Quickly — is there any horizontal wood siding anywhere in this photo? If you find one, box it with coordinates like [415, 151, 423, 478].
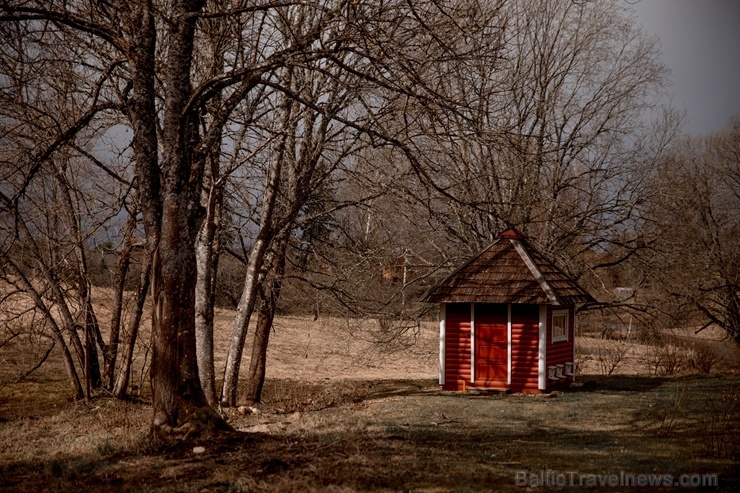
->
[444, 303, 471, 390]
[510, 304, 540, 391]
[546, 305, 575, 390]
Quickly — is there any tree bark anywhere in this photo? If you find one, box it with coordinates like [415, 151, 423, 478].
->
[150, 0, 210, 427]
[195, 181, 222, 406]
[113, 250, 151, 398]
[151, 196, 207, 425]
[220, 71, 294, 406]
[242, 235, 288, 403]
[104, 211, 135, 390]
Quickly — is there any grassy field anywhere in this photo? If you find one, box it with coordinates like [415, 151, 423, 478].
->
[1, 305, 739, 492]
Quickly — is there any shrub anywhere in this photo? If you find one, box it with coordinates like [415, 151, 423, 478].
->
[650, 383, 687, 437]
[704, 380, 740, 458]
[689, 342, 723, 374]
[657, 343, 687, 374]
[595, 339, 632, 376]
[642, 338, 693, 375]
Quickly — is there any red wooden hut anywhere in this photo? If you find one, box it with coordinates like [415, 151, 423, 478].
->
[423, 228, 594, 393]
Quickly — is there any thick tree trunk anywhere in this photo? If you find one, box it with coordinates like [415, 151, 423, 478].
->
[150, 0, 212, 428]
[151, 195, 207, 425]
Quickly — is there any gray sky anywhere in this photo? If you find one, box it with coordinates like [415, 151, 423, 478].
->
[630, 0, 740, 136]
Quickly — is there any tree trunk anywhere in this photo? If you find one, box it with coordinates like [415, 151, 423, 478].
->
[220, 71, 294, 406]
[151, 195, 207, 425]
[113, 250, 151, 398]
[82, 294, 103, 392]
[220, 236, 267, 406]
[51, 159, 104, 390]
[116, 0, 160, 400]
[150, 0, 211, 427]
[7, 259, 84, 400]
[45, 269, 87, 370]
[241, 299, 274, 404]
[194, 13, 228, 408]
[195, 182, 222, 406]
[242, 236, 288, 403]
[104, 212, 135, 390]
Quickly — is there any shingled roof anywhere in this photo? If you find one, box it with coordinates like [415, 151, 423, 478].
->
[423, 228, 595, 305]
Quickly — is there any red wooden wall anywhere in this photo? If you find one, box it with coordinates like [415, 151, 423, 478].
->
[509, 304, 540, 392]
[443, 303, 471, 390]
[442, 302, 576, 393]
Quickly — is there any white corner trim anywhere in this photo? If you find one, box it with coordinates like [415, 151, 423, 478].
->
[573, 310, 577, 383]
[538, 305, 547, 391]
[507, 303, 512, 386]
[512, 239, 559, 304]
[470, 303, 476, 383]
[439, 303, 446, 385]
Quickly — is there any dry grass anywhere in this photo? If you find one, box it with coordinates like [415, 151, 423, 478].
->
[2, 375, 738, 492]
[576, 332, 739, 377]
[1, 290, 739, 491]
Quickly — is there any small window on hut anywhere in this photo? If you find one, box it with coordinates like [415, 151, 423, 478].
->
[552, 310, 568, 343]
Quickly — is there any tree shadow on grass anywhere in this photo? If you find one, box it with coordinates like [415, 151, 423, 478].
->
[8, 419, 733, 492]
[359, 375, 668, 399]
[570, 374, 668, 392]
[3, 375, 738, 492]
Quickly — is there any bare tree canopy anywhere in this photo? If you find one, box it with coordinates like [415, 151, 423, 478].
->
[0, 0, 514, 427]
[5, 0, 735, 439]
[639, 116, 740, 343]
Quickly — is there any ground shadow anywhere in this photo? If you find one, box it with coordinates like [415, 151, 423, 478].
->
[3, 410, 736, 493]
[569, 374, 668, 392]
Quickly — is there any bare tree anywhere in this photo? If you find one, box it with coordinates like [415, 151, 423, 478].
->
[285, 0, 679, 335]
[218, 0, 496, 405]
[2, 0, 685, 431]
[641, 117, 740, 344]
[2, 0, 487, 425]
[399, 0, 677, 283]
[0, 11, 127, 397]
[241, 233, 289, 403]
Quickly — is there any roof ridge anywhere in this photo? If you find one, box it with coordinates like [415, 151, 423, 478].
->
[421, 230, 595, 305]
[511, 238, 559, 305]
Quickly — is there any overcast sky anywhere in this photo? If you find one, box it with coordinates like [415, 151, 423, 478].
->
[629, 0, 740, 136]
